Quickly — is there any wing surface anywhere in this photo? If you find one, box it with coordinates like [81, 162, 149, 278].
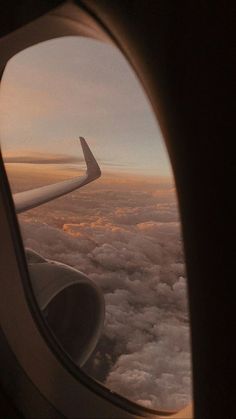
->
[13, 137, 101, 214]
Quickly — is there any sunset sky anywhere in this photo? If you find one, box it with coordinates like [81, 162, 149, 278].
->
[0, 36, 172, 177]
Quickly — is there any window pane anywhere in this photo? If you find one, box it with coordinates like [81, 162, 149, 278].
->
[0, 36, 191, 411]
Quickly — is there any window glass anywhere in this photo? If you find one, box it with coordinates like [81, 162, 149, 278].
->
[0, 37, 191, 411]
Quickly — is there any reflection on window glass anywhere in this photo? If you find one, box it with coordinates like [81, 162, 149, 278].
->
[0, 37, 191, 411]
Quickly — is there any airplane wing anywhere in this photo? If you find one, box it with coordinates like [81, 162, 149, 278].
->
[13, 137, 101, 214]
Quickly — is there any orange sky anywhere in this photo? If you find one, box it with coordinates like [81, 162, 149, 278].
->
[0, 36, 172, 177]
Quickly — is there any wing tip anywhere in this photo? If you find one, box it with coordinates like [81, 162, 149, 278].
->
[79, 136, 101, 180]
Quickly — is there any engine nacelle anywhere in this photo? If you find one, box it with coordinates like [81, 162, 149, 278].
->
[26, 248, 105, 367]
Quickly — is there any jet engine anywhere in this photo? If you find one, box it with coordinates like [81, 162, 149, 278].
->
[26, 248, 105, 367]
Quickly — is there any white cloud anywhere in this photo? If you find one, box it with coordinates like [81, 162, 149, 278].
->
[18, 180, 191, 411]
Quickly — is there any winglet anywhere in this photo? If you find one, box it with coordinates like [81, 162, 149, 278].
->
[79, 137, 101, 180]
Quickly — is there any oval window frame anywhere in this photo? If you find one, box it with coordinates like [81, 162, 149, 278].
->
[0, 3, 192, 418]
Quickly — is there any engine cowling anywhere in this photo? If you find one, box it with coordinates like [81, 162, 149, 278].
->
[26, 248, 105, 367]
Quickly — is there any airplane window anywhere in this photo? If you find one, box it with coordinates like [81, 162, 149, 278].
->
[0, 36, 191, 411]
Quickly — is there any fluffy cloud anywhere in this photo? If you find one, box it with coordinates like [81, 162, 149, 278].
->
[18, 177, 191, 411]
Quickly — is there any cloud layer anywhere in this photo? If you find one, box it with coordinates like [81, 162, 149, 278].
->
[4, 152, 82, 164]
[17, 175, 191, 411]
